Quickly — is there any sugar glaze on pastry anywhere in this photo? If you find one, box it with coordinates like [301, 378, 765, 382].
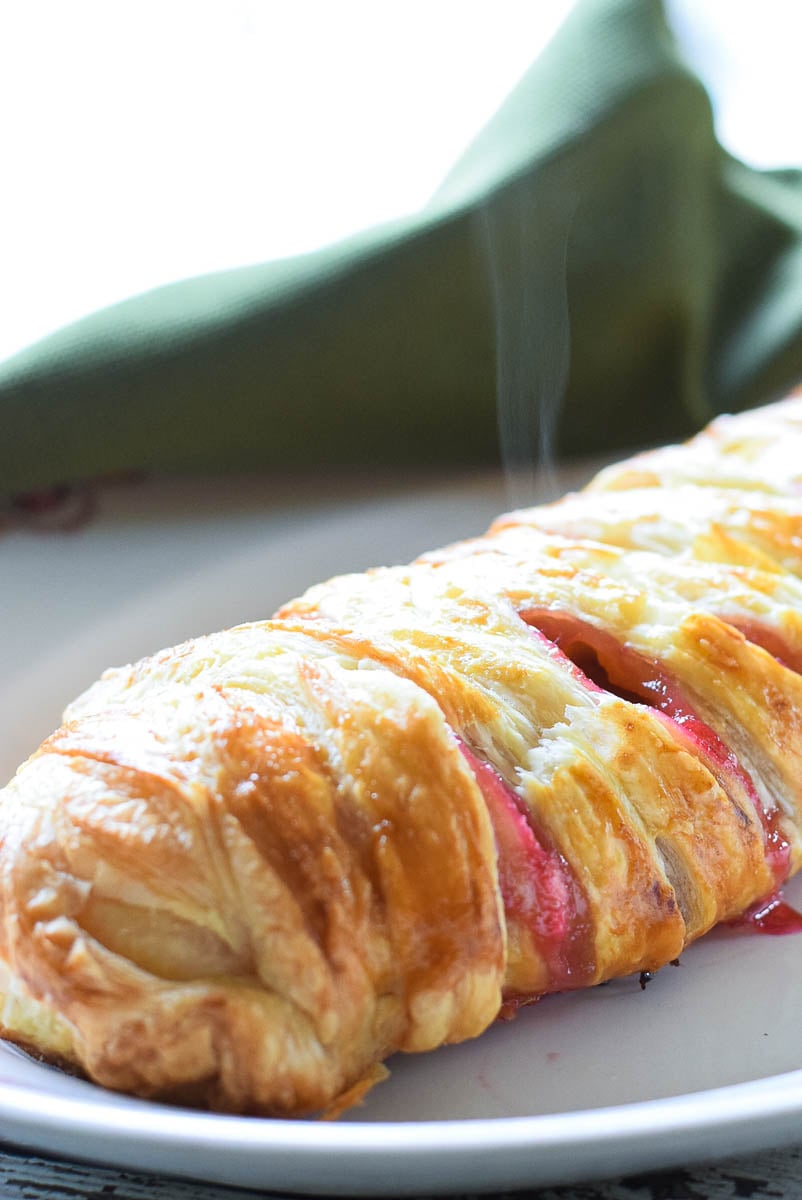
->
[3, 395, 802, 1116]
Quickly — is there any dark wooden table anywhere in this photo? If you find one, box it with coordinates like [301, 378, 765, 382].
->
[2, 1140, 802, 1199]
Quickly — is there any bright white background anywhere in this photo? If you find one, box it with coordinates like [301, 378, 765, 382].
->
[1, 0, 800, 364]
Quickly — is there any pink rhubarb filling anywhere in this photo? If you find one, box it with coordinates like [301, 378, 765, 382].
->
[459, 604, 802, 1006]
[457, 741, 593, 996]
[519, 607, 792, 888]
[722, 618, 802, 677]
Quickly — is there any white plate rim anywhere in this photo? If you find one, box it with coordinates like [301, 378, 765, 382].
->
[3, 1066, 802, 1194]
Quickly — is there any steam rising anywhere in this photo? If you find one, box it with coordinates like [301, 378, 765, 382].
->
[480, 183, 576, 509]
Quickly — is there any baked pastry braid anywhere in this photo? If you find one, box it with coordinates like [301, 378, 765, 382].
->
[494, 487, 802, 577]
[3, 395, 802, 1116]
[588, 392, 802, 495]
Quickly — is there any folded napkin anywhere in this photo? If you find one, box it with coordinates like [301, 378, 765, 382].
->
[3, 0, 802, 497]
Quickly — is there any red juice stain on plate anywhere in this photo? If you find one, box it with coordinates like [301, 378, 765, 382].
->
[475, 1068, 495, 1094]
[728, 893, 802, 936]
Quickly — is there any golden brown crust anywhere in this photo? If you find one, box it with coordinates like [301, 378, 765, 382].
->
[493, 486, 802, 577]
[0, 665, 503, 1113]
[4, 394, 802, 1114]
[587, 392, 802, 495]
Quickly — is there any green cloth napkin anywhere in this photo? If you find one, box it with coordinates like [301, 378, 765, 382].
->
[4, 0, 802, 497]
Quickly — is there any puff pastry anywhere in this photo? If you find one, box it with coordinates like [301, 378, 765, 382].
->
[3, 395, 802, 1116]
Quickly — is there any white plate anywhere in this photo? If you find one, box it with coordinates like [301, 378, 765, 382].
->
[3, 472, 802, 1195]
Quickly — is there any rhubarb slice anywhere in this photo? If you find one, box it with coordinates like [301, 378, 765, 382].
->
[520, 608, 791, 886]
[458, 741, 593, 997]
